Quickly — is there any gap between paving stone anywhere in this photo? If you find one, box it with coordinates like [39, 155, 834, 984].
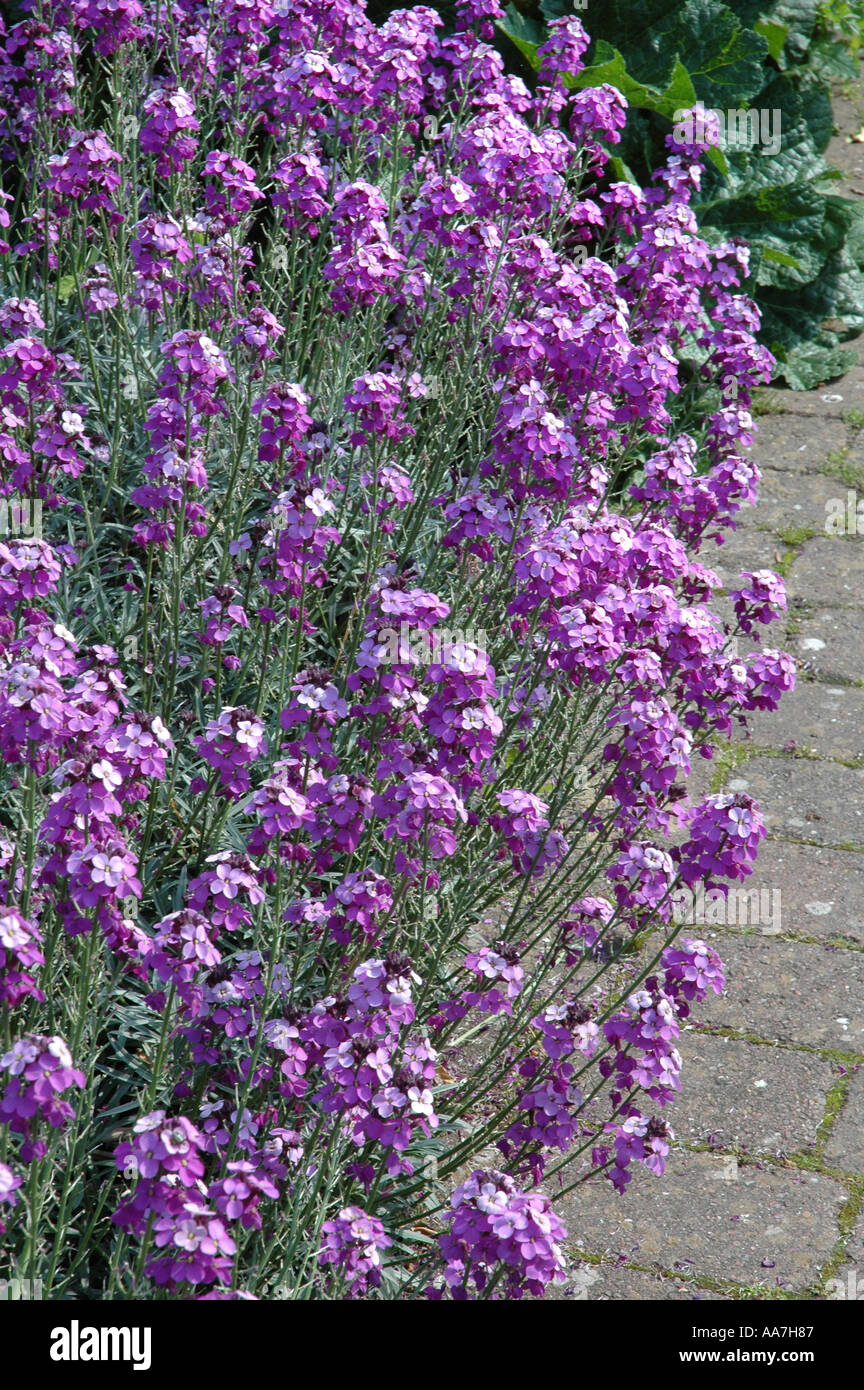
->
[693, 932, 864, 1053]
[558, 1150, 846, 1293]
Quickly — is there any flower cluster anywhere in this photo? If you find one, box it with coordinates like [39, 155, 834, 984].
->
[0, 908, 45, 1007]
[318, 1206, 392, 1295]
[0, 1035, 85, 1160]
[432, 1170, 568, 1299]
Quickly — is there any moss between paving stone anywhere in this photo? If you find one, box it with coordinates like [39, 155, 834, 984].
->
[813, 1074, 853, 1160]
[744, 744, 864, 770]
[822, 444, 864, 490]
[707, 740, 751, 792]
[691, 1021, 864, 1064]
[753, 390, 785, 416]
[564, 1182, 864, 1298]
[707, 922, 864, 951]
[765, 834, 864, 853]
[564, 1254, 828, 1301]
[777, 524, 820, 547]
[562, 1137, 864, 1299]
[811, 1179, 864, 1293]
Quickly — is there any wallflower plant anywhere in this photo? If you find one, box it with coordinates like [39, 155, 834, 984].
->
[0, 0, 793, 1300]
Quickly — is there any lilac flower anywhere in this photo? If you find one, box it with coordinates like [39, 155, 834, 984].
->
[319, 1206, 392, 1295]
[140, 85, 199, 175]
[159, 330, 234, 405]
[203, 150, 264, 223]
[606, 1113, 673, 1192]
[433, 1170, 567, 1299]
[144, 910, 222, 1015]
[461, 942, 524, 1016]
[0, 297, 45, 339]
[209, 1160, 280, 1229]
[114, 1111, 207, 1190]
[0, 1161, 23, 1234]
[187, 853, 265, 931]
[730, 569, 787, 636]
[195, 706, 266, 796]
[662, 938, 726, 1003]
[0, 538, 63, 610]
[271, 150, 330, 236]
[537, 16, 590, 77]
[0, 907, 45, 1007]
[65, 0, 145, 55]
[679, 793, 766, 884]
[0, 1034, 85, 1159]
[148, 1195, 236, 1288]
[374, 770, 468, 860]
[43, 130, 122, 218]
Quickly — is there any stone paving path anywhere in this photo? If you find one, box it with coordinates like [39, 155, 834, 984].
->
[555, 80, 864, 1303]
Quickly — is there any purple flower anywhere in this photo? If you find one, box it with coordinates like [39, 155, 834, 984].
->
[195, 706, 266, 797]
[319, 1206, 392, 1295]
[0, 907, 45, 1007]
[0, 1034, 85, 1158]
[432, 1171, 567, 1299]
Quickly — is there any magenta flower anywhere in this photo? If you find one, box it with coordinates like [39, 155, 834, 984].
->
[0, 908, 45, 1007]
[0, 1034, 85, 1158]
[432, 1171, 567, 1299]
[318, 1206, 392, 1295]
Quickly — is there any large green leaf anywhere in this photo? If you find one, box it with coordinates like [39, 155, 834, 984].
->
[807, 37, 861, 83]
[759, 69, 833, 153]
[720, 0, 768, 23]
[564, 40, 698, 115]
[846, 202, 864, 267]
[754, 19, 788, 62]
[498, 5, 543, 67]
[769, 341, 859, 388]
[644, 0, 769, 102]
[773, 0, 821, 56]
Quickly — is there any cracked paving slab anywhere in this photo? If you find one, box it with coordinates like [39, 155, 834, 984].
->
[558, 1151, 845, 1292]
[727, 840, 864, 946]
[716, 755, 864, 847]
[693, 932, 864, 1053]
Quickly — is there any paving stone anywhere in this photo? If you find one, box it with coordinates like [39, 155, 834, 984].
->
[825, 90, 864, 182]
[794, 607, 864, 683]
[671, 1032, 834, 1154]
[738, 840, 864, 946]
[748, 414, 848, 472]
[724, 754, 864, 847]
[694, 932, 864, 1052]
[770, 363, 864, 418]
[823, 1070, 864, 1173]
[560, 1150, 844, 1291]
[739, 679, 864, 760]
[786, 537, 864, 608]
[741, 468, 847, 533]
[710, 527, 787, 590]
[826, 139, 864, 183]
[844, 432, 864, 472]
[549, 1263, 729, 1301]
